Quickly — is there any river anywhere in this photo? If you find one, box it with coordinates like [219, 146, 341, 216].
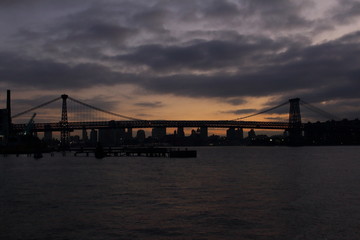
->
[1, 146, 360, 239]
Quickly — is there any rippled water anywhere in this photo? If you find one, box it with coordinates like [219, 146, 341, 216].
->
[1, 146, 360, 240]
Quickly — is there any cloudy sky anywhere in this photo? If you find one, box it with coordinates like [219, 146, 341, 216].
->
[1, 0, 360, 123]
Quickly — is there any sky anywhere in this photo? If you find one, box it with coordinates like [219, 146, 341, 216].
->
[1, 0, 360, 125]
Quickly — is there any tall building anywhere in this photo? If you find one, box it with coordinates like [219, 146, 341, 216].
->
[199, 127, 208, 140]
[90, 129, 98, 146]
[152, 127, 166, 140]
[0, 109, 9, 145]
[0, 90, 11, 145]
[177, 127, 185, 138]
[136, 130, 146, 143]
[126, 128, 133, 140]
[227, 127, 243, 141]
[114, 128, 126, 146]
[248, 129, 256, 140]
[82, 128, 88, 142]
[99, 128, 116, 146]
[43, 124, 53, 143]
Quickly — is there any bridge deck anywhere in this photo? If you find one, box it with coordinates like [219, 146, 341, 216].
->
[12, 120, 291, 132]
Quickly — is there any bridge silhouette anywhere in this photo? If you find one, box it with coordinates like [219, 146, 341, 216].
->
[6, 91, 342, 148]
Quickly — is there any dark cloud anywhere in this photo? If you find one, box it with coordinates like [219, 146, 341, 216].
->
[68, 95, 121, 112]
[224, 98, 248, 106]
[132, 8, 169, 32]
[117, 36, 287, 72]
[0, 0, 360, 120]
[12, 95, 61, 108]
[337, 30, 360, 44]
[203, 0, 241, 18]
[239, 0, 314, 30]
[265, 117, 287, 121]
[224, 109, 257, 115]
[12, 4, 139, 59]
[0, 0, 49, 6]
[59, 23, 137, 45]
[0, 52, 134, 90]
[2, 27, 360, 105]
[134, 101, 164, 108]
[166, 32, 358, 99]
[10, 0, 315, 57]
[2, 28, 360, 109]
[331, 0, 360, 24]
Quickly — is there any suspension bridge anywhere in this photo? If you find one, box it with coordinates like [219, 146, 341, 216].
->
[1, 90, 345, 147]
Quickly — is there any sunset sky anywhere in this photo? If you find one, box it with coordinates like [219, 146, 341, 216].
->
[1, 0, 360, 125]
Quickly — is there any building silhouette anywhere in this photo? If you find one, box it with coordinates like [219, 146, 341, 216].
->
[90, 129, 98, 146]
[82, 128, 88, 142]
[226, 127, 243, 140]
[0, 90, 11, 145]
[152, 127, 166, 140]
[248, 129, 256, 140]
[43, 124, 53, 143]
[136, 130, 146, 143]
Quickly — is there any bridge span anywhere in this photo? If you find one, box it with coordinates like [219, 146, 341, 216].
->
[2, 91, 325, 146]
[12, 120, 290, 132]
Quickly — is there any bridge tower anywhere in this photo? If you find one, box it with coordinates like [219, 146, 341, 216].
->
[288, 98, 303, 145]
[60, 94, 69, 149]
[7, 90, 11, 133]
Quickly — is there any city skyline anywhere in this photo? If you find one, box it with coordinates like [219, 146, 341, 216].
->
[0, 0, 359, 122]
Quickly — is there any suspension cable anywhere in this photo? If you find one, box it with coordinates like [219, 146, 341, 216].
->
[300, 100, 339, 121]
[12, 96, 62, 118]
[232, 101, 288, 121]
[68, 96, 143, 121]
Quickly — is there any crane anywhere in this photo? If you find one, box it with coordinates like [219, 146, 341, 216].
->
[24, 113, 36, 135]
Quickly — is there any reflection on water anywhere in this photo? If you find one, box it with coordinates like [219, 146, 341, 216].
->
[1, 146, 360, 239]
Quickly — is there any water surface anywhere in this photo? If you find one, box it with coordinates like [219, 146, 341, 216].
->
[1, 146, 360, 239]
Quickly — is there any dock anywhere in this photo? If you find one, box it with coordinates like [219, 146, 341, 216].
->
[72, 147, 197, 158]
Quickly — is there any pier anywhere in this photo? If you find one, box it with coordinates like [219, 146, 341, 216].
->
[73, 147, 197, 158]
